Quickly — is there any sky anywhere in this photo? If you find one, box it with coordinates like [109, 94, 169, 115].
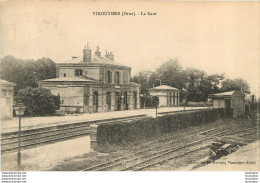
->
[0, 1, 259, 95]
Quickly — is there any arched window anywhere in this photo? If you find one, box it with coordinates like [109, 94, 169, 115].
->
[123, 72, 128, 84]
[115, 71, 120, 84]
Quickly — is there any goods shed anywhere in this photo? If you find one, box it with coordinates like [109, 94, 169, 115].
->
[208, 91, 245, 117]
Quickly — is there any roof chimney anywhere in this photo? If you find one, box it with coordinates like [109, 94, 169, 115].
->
[95, 46, 101, 57]
[105, 51, 114, 61]
[83, 43, 91, 63]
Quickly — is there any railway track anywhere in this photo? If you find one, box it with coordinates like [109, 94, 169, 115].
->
[82, 127, 258, 171]
[1, 108, 215, 155]
[83, 128, 222, 171]
[1, 115, 147, 154]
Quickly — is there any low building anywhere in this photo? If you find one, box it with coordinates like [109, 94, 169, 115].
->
[1, 80, 16, 120]
[208, 90, 245, 117]
[149, 85, 180, 107]
[39, 45, 141, 113]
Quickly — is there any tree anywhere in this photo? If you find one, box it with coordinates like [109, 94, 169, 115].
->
[207, 73, 225, 93]
[156, 58, 188, 90]
[132, 70, 157, 107]
[185, 68, 203, 101]
[132, 70, 154, 95]
[16, 87, 60, 116]
[132, 58, 250, 103]
[221, 78, 250, 93]
[1, 56, 56, 94]
[34, 58, 56, 80]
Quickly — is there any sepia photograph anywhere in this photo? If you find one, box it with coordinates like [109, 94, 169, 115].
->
[0, 0, 259, 181]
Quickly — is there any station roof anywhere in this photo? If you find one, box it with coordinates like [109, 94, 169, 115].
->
[40, 76, 98, 82]
[149, 85, 179, 91]
[211, 91, 236, 96]
[0, 79, 16, 86]
[57, 55, 130, 68]
[208, 90, 244, 99]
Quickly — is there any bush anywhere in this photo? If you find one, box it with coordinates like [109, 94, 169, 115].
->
[97, 108, 224, 146]
[180, 101, 212, 107]
[16, 87, 60, 116]
[140, 96, 157, 108]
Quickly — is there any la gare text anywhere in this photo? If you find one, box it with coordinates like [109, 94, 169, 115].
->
[92, 12, 157, 16]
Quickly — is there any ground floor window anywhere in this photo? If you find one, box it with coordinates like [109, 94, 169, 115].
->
[124, 92, 128, 110]
[93, 91, 98, 112]
[133, 92, 137, 109]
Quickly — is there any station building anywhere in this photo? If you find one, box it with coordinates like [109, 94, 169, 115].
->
[149, 85, 180, 107]
[1, 80, 15, 119]
[208, 90, 245, 117]
[39, 45, 141, 113]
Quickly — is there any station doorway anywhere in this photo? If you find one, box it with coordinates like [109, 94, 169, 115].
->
[116, 92, 121, 111]
[93, 91, 98, 113]
[124, 92, 128, 110]
[107, 92, 111, 111]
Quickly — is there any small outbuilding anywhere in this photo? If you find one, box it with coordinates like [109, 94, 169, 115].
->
[149, 85, 180, 107]
[208, 90, 245, 117]
[1, 79, 16, 120]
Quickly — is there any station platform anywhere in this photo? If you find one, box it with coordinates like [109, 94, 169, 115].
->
[1, 107, 207, 134]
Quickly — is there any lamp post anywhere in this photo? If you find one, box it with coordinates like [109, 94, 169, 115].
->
[14, 100, 26, 169]
[152, 96, 159, 118]
[182, 89, 187, 113]
[183, 97, 187, 113]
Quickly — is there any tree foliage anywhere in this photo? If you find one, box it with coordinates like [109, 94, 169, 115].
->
[221, 78, 250, 94]
[1, 56, 56, 94]
[132, 58, 249, 102]
[16, 87, 60, 116]
[132, 70, 153, 95]
[156, 58, 188, 90]
[185, 68, 225, 101]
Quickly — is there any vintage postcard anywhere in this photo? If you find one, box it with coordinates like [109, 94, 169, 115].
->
[0, 0, 259, 182]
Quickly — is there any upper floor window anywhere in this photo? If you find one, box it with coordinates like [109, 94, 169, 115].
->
[115, 71, 120, 84]
[107, 70, 112, 84]
[75, 69, 83, 76]
[64, 73, 66, 77]
[123, 72, 128, 84]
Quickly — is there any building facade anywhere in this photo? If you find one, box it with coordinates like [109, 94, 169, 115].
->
[208, 90, 245, 117]
[149, 85, 180, 107]
[39, 45, 141, 113]
[1, 80, 15, 120]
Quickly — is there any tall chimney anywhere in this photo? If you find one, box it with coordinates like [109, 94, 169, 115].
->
[110, 52, 114, 61]
[105, 51, 114, 61]
[95, 46, 101, 57]
[83, 43, 91, 63]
